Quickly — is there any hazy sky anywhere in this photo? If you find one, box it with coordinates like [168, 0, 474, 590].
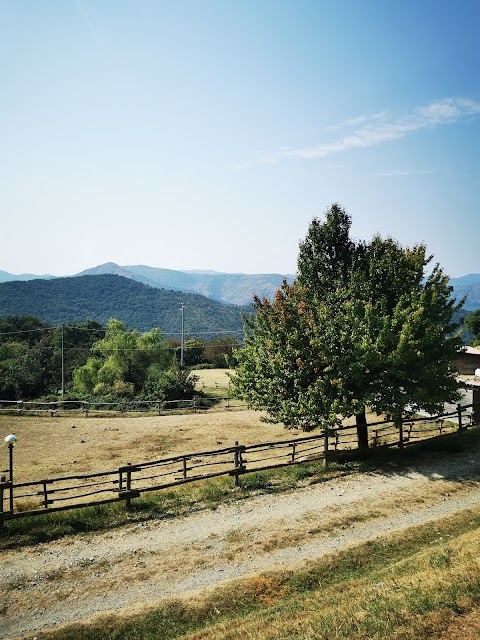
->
[1, 0, 479, 277]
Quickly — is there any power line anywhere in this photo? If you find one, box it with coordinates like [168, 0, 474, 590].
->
[0, 326, 246, 339]
[0, 327, 55, 337]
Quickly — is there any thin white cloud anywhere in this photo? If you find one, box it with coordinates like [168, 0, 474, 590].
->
[258, 98, 480, 165]
[375, 168, 436, 177]
[335, 111, 389, 129]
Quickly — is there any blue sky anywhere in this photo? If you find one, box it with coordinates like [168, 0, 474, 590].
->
[1, 0, 479, 277]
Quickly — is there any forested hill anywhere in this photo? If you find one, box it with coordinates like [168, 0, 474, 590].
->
[0, 275, 250, 336]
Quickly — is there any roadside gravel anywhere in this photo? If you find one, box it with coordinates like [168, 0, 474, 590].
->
[2, 446, 480, 639]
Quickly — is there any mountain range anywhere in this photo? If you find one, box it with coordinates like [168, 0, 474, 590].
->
[0, 263, 295, 307]
[0, 275, 250, 336]
[0, 265, 478, 337]
[1, 262, 478, 309]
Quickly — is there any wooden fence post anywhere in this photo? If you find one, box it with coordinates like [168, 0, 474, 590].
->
[182, 457, 188, 480]
[457, 404, 463, 432]
[42, 481, 49, 509]
[0, 475, 5, 529]
[323, 430, 329, 469]
[118, 466, 123, 494]
[291, 442, 296, 463]
[233, 441, 241, 487]
[126, 463, 132, 510]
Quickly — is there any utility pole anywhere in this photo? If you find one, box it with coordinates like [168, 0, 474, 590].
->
[61, 324, 65, 398]
[180, 304, 185, 369]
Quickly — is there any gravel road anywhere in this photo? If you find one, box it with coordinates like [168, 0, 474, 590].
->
[2, 446, 480, 639]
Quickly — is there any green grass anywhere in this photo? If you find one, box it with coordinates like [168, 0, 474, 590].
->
[24, 508, 480, 640]
[2, 425, 480, 551]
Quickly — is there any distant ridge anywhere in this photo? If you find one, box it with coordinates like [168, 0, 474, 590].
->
[0, 263, 296, 306]
[0, 275, 250, 335]
[0, 269, 56, 282]
[0, 264, 478, 309]
[449, 274, 480, 311]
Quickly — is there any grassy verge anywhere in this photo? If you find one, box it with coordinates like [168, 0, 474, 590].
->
[25, 507, 480, 640]
[2, 425, 480, 551]
[0, 460, 330, 550]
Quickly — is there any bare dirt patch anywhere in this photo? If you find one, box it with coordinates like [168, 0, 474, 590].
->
[437, 607, 480, 639]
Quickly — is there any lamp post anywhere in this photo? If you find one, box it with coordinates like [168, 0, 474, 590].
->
[5, 434, 16, 483]
[4, 434, 16, 513]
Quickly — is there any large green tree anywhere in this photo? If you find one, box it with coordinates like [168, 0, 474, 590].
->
[232, 205, 463, 443]
[73, 319, 173, 396]
[232, 280, 369, 431]
[72, 318, 197, 401]
[350, 239, 463, 430]
[297, 204, 371, 443]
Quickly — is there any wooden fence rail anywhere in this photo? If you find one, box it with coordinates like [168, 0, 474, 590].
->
[0, 402, 477, 526]
[0, 397, 248, 417]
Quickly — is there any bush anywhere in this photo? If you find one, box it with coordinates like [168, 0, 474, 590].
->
[141, 367, 198, 401]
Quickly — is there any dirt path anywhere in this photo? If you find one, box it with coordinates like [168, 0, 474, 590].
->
[2, 447, 480, 639]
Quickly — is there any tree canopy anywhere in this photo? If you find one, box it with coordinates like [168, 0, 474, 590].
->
[73, 319, 175, 397]
[0, 317, 104, 400]
[0, 316, 209, 401]
[232, 204, 463, 440]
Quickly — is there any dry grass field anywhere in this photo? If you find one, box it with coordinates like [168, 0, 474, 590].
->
[192, 368, 234, 396]
[0, 409, 302, 483]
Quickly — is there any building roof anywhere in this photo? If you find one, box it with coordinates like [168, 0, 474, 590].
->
[459, 345, 480, 356]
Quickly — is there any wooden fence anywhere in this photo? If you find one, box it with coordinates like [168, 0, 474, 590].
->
[0, 402, 477, 526]
[0, 397, 247, 417]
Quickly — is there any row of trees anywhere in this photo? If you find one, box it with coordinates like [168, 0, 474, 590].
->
[0, 317, 105, 400]
[231, 204, 463, 447]
[0, 316, 239, 400]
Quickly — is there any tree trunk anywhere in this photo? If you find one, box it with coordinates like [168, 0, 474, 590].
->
[356, 407, 369, 449]
[393, 414, 403, 448]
